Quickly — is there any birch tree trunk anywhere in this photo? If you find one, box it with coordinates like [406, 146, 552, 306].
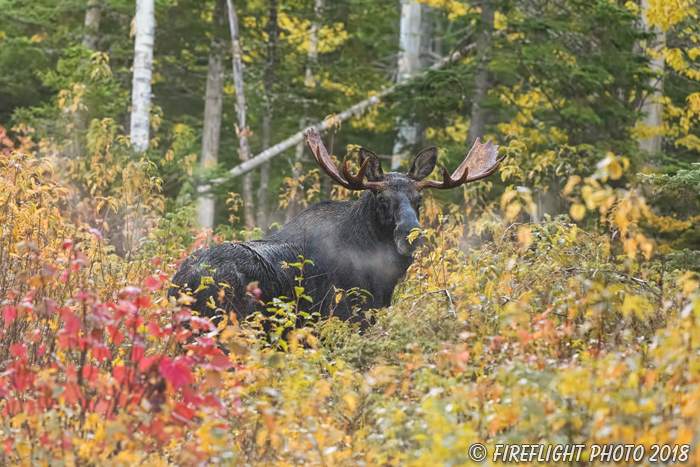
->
[638, 0, 665, 154]
[392, 0, 423, 169]
[286, 0, 323, 222]
[466, 3, 494, 146]
[130, 0, 155, 152]
[257, 0, 278, 228]
[198, 0, 226, 229]
[226, 0, 255, 229]
[82, 0, 101, 50]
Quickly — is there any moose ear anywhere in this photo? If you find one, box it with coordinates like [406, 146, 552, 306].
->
[358, 148, 384, 182]
[407, 147, 438, 181]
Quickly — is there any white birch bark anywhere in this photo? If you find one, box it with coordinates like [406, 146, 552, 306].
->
[392, 0, 423, 169]
[130, 0, 155, 152]
[638, 0, 665, 154]
[82, 0, 101, 50]
[226, 0, 255, 228]
[197, 0, 226, 229]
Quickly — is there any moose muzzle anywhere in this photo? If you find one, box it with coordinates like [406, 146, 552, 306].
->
[394, 199, 422, 256]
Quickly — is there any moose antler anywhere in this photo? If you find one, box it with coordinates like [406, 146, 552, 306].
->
[306, 128, 385, 191]
[416, 138, 504, 190]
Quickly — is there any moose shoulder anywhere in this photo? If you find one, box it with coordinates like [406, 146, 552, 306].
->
[168, 128, 502, 323]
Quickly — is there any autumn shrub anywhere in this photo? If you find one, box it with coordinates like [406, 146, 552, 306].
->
[1, 147, 700, 466]
[0, 152, 236, 464]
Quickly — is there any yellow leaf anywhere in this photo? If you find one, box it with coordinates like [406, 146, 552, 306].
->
[344, 393, 357, 412]
[562, 175, 581, 195]
[517, 225, 532, 252]
[570, 203, 586, 221]
[494, 11, 508, 30]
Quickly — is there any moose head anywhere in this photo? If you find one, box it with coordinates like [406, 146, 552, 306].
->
[307, 128, 503, 257]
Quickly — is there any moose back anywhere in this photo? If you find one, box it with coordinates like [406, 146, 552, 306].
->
[168, 128, 502, 323]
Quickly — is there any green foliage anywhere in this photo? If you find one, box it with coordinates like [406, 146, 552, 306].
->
[642, 162, 700, 196]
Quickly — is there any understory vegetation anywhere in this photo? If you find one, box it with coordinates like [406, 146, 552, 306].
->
[1, 147, 698, 465]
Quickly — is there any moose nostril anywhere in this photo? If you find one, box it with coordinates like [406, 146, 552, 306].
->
[395, 223, 423, 251]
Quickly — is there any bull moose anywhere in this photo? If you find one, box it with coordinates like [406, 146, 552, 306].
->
[168, 128, 502, 324]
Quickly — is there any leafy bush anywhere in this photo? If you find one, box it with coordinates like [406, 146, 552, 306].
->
[1, 150, 699, 465]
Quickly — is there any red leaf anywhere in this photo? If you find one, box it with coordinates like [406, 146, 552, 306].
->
[182, 385, 203, 406]
[3, 306, 16, 328]
[138, 355, 159, 372]
[60, 310, 83, 334]
[4, 437, 11, 455]
[107, 326, 123, 345]
[66, 365, 77, 383]
[60, 269, 70, 282]
[95, 399, 109, 415]
[159, 356, 192, 389]
[204, 354, 232, 372]
[6, 398, 20, 415]
[58, 331, 78, 349]
[74, 291, 90, 301]
[39, 432, 49, 448]
[113, 365, 134, 385]
[175, 328, 192, 343]
[62, 383, 82, 405]
[135, 296, 151, 309]
[62, 435, 72, 450]
[190, 316, 216, 332]
[119, 286, 143, 299]
[173, 401, 195, 421]
[82, 365, 99, 384]
[144, 275, 163, 292]
[93, 345, 111, 362]
[8, 360, 34, 391]
[131, 345, 145, 362]
[148, 321, 165, 339]
[10, 344, 26, 361]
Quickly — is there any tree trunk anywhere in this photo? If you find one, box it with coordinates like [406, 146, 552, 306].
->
[82, 0, 101, 50]
[194, 44, 475, 186]
[638, 0, 665, 154]
[287, 0, 323, 222]
[226, 0, 255, 229]
[198, 0, 226, 229]
[466, 3, 494, 146]
[392, 0, 423, 169]
[258, 0, 278, 229]
[130, 0, 155, 152]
